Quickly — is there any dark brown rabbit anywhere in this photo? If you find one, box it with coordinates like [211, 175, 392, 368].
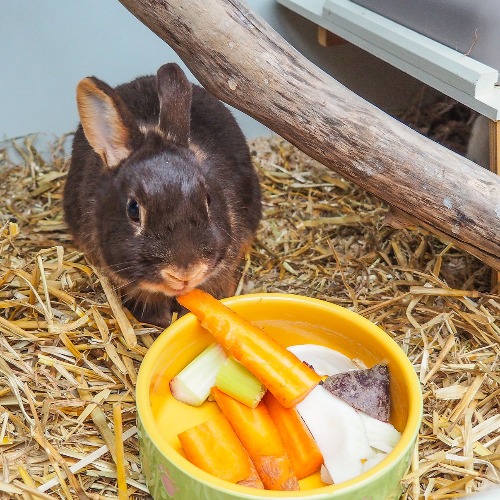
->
[63, 63, 261, 326]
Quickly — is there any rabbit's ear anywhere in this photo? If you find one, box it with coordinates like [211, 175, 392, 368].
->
[76, 77, 140, 168]
[157, 63, 192, 147]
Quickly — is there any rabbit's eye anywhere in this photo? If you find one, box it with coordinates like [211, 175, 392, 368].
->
[206, 193, 211, 208]
[127, 199, 140, 223]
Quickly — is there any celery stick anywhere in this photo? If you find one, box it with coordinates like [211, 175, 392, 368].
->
[170, 343, 227, 406]
[215, 357, 266, 409]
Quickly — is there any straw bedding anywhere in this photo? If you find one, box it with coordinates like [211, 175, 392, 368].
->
[0, 91, 499, 499]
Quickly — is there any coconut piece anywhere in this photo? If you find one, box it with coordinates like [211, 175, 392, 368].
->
[321, 364, 390, 422]
[359, 412, 401, 452]
[296, 385, 374, 484]
[287, 344, 359, 376]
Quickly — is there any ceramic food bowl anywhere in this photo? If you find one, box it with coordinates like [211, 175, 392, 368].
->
[136, 293, 422, 500]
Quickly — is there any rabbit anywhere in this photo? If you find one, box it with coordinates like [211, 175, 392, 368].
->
[63, 63, 262, 327]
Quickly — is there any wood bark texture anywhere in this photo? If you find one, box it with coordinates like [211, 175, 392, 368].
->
[118, 0, 500, 271]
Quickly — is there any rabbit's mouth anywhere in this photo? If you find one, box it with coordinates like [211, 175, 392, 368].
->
[139, 263, 210, 296]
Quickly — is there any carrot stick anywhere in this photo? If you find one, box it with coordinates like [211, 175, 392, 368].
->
[177, 289, 321, 407]
[178, 412, 264, 489]
[211, 387, 299, 491]
[264, 392, 323, 479]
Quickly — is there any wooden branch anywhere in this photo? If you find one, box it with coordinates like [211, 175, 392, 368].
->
[118, 0, 500, 271]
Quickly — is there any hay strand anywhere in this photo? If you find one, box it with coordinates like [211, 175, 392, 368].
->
[113, 403, 129, 500]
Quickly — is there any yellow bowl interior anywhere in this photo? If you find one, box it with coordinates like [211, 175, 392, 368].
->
[137, 293, 422, 497]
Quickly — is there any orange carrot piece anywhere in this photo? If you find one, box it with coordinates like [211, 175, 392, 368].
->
[177, 289, 321, 407]
[178, 412, 264, 489]
[211, 387, 299, 491]
[264, 391, 323, 479]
